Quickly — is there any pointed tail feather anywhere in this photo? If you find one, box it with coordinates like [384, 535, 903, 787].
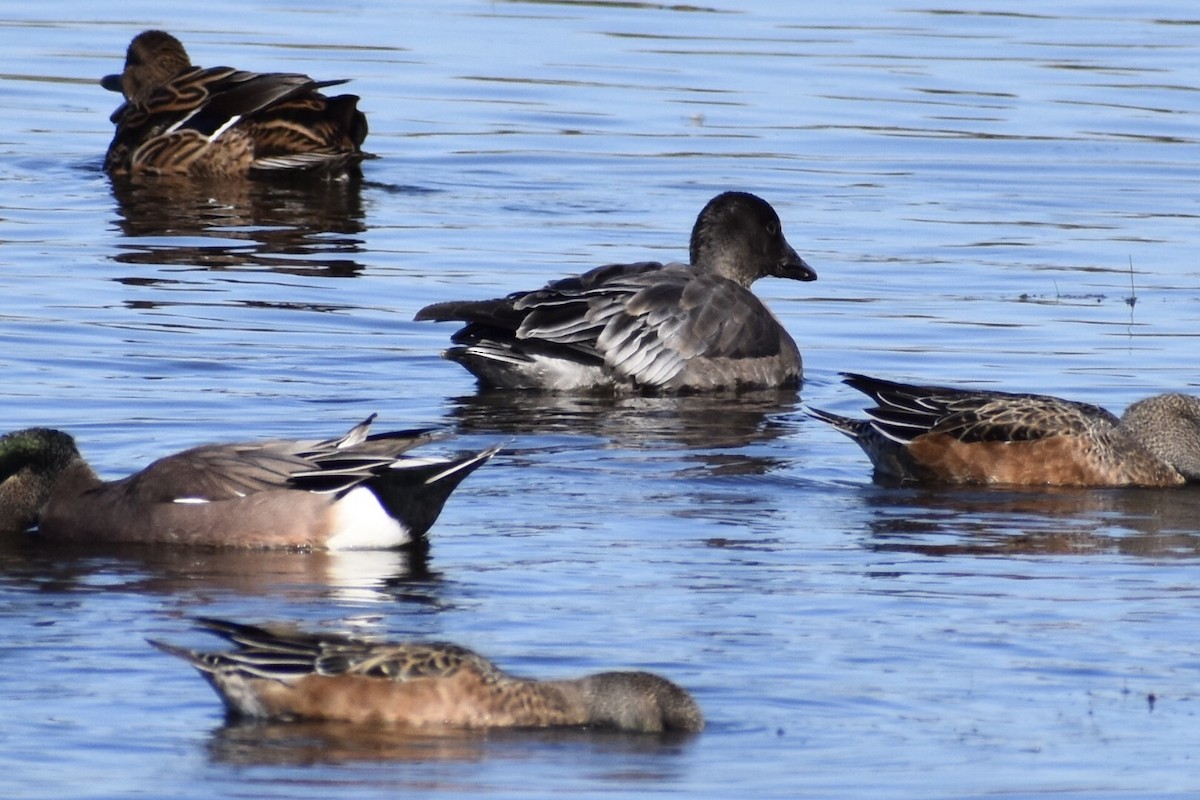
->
[803, 405, 871, 440]
[370, 445, 501, 538]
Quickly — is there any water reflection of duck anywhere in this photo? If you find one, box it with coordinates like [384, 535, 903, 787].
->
[447, 388, 799, 451]
[102, 30, 369, 178]
[108, 172, 367, 276]
[208, 717, 694, 766]
[152, 617, 704, 732]
[416, 192, 817, 393]
[860, 484, 1200, 559]
[0, 539, 433, 603]
[445, 389, 801, 490]
[808, 372, 1200, 487]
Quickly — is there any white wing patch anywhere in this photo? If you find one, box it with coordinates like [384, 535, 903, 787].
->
[208, 115, 243, 142]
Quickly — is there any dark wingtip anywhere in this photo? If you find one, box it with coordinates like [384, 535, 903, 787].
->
[839, 372, 916, 401]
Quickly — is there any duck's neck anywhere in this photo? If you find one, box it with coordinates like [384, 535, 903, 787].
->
[54, 459, 103, 495]
[32, 459, 102, 531]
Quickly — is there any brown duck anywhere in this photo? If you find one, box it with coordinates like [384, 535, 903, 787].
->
[808, 372, 1200, 487]
[102, 30, 369, 177]
[151, 618, 705, 733]
[0, 416, 496, 548]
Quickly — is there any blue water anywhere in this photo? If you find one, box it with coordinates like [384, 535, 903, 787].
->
[2, 2, 1200, 797]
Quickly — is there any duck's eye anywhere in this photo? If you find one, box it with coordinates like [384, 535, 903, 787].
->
[765, 222, 778, 236]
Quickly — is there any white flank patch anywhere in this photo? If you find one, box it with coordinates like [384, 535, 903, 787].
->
[172, 497, 211, 505]
[515, 354, 610, 391]
[324, 486, 410, 550]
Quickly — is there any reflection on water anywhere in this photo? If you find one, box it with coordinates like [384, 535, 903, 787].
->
[0, 538, 435, 603]
[107, 174, 369, 277]
[862, 484, 1200, 558]
[449, 389, 799, 449]
[208, 718, 700, 767]
[6, 1, 1200, 798]
[448, 389, 800, 479]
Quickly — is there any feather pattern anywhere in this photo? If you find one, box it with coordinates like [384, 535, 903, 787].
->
[416, 192, 817, 393]
[0, 417, 498, 547]
[807, 372, 1200, 487]
[102, 30, 369, 177]
[149, 618, 706, 732]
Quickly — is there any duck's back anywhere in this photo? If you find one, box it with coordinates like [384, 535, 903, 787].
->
[418, 260, 800, 392]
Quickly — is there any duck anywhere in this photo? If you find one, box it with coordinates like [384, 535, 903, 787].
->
[806, 372, 1200, 487]
[101, 30, 369, 178]
[0, 415, 497, 548]
[414, 191, 817, 393]
[150, 617, 705, 733]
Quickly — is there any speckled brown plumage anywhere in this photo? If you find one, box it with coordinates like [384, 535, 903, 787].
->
[151, 618, 705, 733]
[102, 30, 369, 178]
[807, 372, 1200, 487]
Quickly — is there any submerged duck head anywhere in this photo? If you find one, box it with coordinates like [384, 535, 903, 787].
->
[0, 427, 82, 533]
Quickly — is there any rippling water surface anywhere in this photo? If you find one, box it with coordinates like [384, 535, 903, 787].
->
[3, 2, 1200, 798]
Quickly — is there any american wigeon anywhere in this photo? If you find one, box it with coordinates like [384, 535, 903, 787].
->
[415, 191, 817, 393]
[151, 617, 705, 733]
[102, 30, 369, 177]
[0, 416, 497, 548]
[807, 372, 1200, 487]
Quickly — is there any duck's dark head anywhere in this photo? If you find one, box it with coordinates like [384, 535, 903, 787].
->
[689, 191, 816, 287]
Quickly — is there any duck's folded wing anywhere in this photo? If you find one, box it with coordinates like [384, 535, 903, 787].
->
[584, 273, 790, 388]
[842, 373, 1120, 445]
[413, 262, 666, 331]
[115, 67, 340, 133]
[114, 441, 321, 504]
[168, 618, 501, 684]
[314, 641, 500, 682]
[930, 395, 1117, 444]
[110, 416, 439, 504]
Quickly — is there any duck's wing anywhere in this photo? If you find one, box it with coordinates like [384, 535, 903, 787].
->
[150, 617, 501, 684]
[840, 372, 1119, 445]
[564, 270, 791, 387]
[108, 67, 364, 175]
[108, 418, 437, 503]
[523, 264, 792, 387]
[417, 261, 793, 389]
[112, 66, 340, 133]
